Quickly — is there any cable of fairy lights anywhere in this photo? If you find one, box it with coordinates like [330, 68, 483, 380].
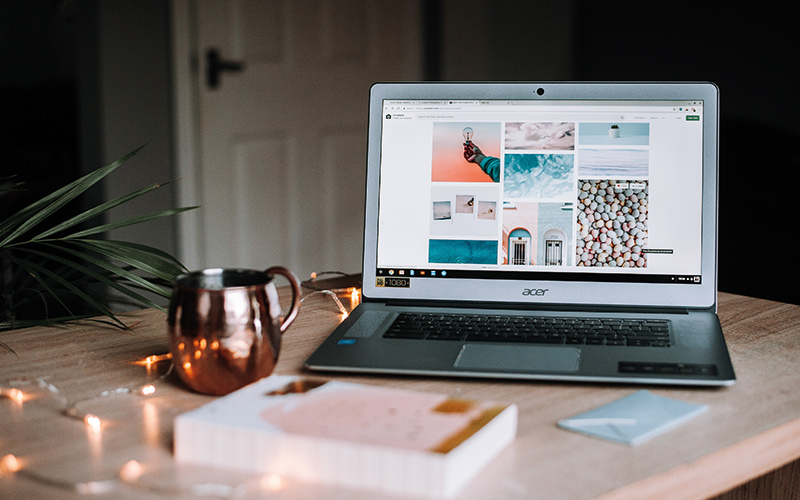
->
[1, 376, 164, 494]
[1, 449, 284, 496]
[299, 271, 362, 320]
[0, 365, 287, 497]
[0, 272, 360, 496]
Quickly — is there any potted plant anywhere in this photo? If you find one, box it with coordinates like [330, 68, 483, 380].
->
[0, 146, 196, 335]
[609, 124, 620, 138]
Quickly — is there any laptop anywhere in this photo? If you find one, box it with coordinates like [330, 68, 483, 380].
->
[305, 82, 736, 387]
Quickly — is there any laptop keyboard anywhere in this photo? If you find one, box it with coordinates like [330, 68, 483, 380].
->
[383, 312, 670, 347]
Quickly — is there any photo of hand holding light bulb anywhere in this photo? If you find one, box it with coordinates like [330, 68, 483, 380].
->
[430, 122, 502, 183]
[462, 126, 500, 182]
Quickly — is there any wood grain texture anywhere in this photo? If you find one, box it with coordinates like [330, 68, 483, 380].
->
[1, 290, 798, 499]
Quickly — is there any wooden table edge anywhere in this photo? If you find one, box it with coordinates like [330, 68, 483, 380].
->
[596, 417, 800, 500]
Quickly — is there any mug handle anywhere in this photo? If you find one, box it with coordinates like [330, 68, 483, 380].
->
[265, 266, 302, 333]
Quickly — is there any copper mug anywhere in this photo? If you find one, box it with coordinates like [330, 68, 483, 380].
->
[167, 267, 301, 395]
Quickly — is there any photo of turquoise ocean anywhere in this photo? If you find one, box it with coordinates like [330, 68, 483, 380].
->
[429, 239, 498, 265]
[504, 154, 574, 199]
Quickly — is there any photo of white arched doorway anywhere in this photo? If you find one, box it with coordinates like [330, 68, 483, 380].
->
[502, 201, 573, 267]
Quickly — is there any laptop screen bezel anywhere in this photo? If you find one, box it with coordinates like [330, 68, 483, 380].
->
[360, 82, 719, 311]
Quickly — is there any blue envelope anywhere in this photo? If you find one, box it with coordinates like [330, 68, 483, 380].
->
[557, 390, 708, 446]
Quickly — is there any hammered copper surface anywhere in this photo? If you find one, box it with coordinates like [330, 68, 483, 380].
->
[167, 267, 300, 395]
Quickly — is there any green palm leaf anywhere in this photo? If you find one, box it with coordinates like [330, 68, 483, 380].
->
[4, 252, 75, 319]
[1, 145, 197, 333]
[38, 243, 171, 302]
[68, 239, 186, 282]
[6, 250, 126, 328]
[29, 179, 176, 241]
[0, 146, 144, 246]
[60, 207, 197, 240]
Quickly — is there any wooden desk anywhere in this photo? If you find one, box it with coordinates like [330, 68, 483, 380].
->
[1, 290, 799, 499]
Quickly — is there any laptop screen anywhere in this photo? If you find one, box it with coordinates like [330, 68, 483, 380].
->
[363, 83, 718, 309]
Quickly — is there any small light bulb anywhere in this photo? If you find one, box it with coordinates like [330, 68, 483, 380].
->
[84, 414, 102, 429]
[119, 460, 143, 482]
[141, 385, 156, 396]
[6, 388, 24, 404]
[0, 454, 20, 474]
[136, 353, 171, 366]
[462, 126, 474, 142]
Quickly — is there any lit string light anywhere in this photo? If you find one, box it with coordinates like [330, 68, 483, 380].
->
[0, 454, 21, 474]
[0, 273, 356, 496]
[0, 452, 117, 494]
[2, 375, 285, 497]
[0, 377, 143, 494]
[2, 378, 161, 427]
[300, 289, 350, 320]
[0, 387, 24, 404]
[299, 271, 362, 321]
[0, 368, 170, 494]
[1, 455, 286, 497]
[132, 353, 173, 375]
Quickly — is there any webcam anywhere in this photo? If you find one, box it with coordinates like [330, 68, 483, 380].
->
[536, 87, 545, 96]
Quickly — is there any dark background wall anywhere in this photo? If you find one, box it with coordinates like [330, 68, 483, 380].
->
[573, 4, 799, 305]
[433, 1, 799, 305]
[1, 0, 175, 265]
[2, 1, 796, 305]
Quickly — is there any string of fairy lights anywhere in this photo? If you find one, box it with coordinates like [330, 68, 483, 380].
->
[0, 274, 361, 497]
[1, 374, 168, 494]
[302, 272, 362, 320]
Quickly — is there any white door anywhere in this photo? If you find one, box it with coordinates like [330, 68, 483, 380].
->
[174, 0, 422, 279]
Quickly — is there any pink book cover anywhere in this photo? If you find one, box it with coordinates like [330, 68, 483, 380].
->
[174, 375, 517, 497]
[258, 377, 509, 453]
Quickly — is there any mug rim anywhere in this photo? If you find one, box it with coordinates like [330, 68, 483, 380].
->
[174, 268, 274, 291]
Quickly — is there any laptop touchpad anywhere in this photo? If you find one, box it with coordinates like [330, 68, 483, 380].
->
[455, 344, 580, 373]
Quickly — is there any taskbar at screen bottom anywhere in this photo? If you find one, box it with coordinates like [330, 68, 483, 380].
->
[375, 268, 701, 285]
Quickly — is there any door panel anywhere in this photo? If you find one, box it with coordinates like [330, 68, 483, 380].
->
[192, 0, 421, 279]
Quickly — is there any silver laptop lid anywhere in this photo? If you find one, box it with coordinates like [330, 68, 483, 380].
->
[362, 82, 719, 310]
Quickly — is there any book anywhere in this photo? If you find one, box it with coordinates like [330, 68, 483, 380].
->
[174, 374, 517, 498]
[557, 390, 708, 446]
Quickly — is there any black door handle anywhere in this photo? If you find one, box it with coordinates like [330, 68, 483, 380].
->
[206, 48, 245, 89]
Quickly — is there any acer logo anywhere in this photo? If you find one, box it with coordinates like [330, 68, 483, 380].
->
[522, 288, 549, 296]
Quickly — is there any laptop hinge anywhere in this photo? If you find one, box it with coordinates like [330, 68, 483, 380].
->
[378, 298, 692, 316]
